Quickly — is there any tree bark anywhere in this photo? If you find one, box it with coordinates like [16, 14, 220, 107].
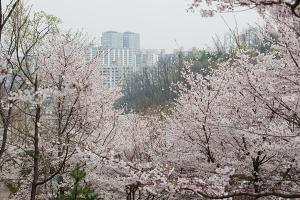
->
[30, 76, 41, 200]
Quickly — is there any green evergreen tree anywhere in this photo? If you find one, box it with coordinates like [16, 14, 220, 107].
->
[59, 165, 98, 200]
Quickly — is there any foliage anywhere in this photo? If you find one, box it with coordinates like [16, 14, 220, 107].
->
[59, 165, 98, 200]
[1, 0, 300, 199]
[0, 2, 118, 200]
[116, 50, 211, 113]
[117, 26, 278, 114]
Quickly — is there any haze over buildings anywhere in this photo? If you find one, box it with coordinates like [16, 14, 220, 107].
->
[123, 32, 140, 50]
[93, 31, 170, 87]
[28, 0, 262, 52]
[99, 31, 141, 87]
[101, 31, 124, 49]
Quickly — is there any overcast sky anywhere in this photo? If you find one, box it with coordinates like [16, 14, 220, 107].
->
[26, 0, 262, 52]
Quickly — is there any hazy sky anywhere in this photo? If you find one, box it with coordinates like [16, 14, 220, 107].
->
[27, 0, 262, 52]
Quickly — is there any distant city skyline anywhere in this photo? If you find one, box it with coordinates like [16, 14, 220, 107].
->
[101, 31, 124, 49]
[27, 0, 263, 52]
[101, 31, 140, 50]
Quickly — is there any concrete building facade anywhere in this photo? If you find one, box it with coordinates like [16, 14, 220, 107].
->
[100, 48, 137, 87]
[99, 31, 141, 87]
[101, 31, 123, 49]
[123, 32, 140, 50]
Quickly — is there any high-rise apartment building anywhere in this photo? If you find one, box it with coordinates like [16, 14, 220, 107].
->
[101, 31, 123, 49]
[100, 31, 140, 87]
[100, 48, 137, 87]
[123, 32, 140, 50]
[140, 49, 165, 67]
[85, 43, 100, 61]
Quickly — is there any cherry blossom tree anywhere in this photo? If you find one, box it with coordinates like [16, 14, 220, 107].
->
[0, 3, 119, 199]
[115, 30, 300, 199]
[2, 1, 300, 200]
[0, 0, 21, 162]
[114, 2, 300, 199]
[189, 0, 300, 18]
[14, 35, 119, 200]
[0, 0, 20, 40]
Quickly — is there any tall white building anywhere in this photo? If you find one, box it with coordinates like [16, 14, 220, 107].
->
[85, 44, 100, 61]
[99, 31, 141, 87]
[101, 31, 123, 49]
[100, 48, 137, 87]
[140, 49, 165, 67]
[123, 32, 140, 50]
